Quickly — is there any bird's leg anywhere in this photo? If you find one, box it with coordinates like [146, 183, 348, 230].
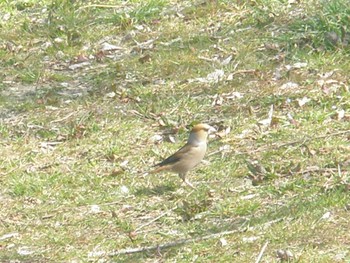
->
[179, 173, 195, 189]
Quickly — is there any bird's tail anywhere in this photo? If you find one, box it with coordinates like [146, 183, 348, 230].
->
[149, 164, 170, 174]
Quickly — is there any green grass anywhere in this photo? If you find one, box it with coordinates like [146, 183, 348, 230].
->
[1, 0, 350, 262]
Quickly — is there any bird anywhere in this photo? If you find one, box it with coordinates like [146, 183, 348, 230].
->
[151, 123, 215, 188]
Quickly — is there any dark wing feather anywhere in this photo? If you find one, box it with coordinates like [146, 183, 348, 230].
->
[154, 144, 190, 167]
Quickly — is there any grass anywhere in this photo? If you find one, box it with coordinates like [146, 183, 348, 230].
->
[0, 0, 350, 262]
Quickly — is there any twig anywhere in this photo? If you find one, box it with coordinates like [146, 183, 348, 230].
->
[50, 112, 75, 124]
[230, 69, 257, 76]
[198, 56, 216, 62]
[255, 241, 269, 263]
[108, 229, 243, 256]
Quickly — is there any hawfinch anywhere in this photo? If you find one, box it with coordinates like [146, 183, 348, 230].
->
[151, 123, 215, 188]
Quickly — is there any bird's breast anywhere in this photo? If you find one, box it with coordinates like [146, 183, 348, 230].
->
[170, 143, 207, 174]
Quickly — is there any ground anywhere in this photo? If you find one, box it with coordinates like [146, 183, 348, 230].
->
[0, 0, 349, 262]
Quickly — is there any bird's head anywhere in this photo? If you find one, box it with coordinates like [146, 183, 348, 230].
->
[188, 123, 216, 144]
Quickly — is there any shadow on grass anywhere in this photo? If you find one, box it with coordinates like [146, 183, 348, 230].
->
[134, 184, 178, 196]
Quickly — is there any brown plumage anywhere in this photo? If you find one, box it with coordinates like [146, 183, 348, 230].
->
[151, 123, 215, 188]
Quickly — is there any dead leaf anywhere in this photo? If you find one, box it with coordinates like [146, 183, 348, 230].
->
[240, 194, 256, 200]
[128, 231, 137, 241]
[158, 119, 166, 127]
[246, 159, 267, 186]
[0, 233, 19, 241]
[121, 205, 133, 212]
[139, 54, 152, 63]
[243, 236, 259, 243]
[297, 97, 311, 107]
[100, 42, 123, 51]
[219, 237, 228, 247]
[221, 55, 232, 65]
[225, 92, 243, 99]
[335, 109, 345, 121]
[150, 134, 163, 144]
[188, 69, 225, 83]
[159, 37, 182, 46]
[90, 205, 101, 213]
[319, 70, 336, 79]
[207, 189, 215, 198]
[68, 61, 91, 70]
[216, 126, 231, 138]
[264, 42, 280, 51]
[17, 247, 34, 256]
[212, 92, 243, 106]
[110, 169, 124, 176]
[54, 37, 64, 44]
[321, 211, 331, 220]
[219, 145, 231, 152]
[167, 135, 176, 143]
[288, 0, 299, 4]
[105, 92, 116, 98]
[135, 38, 156, 50]
[292, 62, 307, 68]
[258, 105, 274, 127]
[95, 50, 106, 61]
[74, 54, 89, 63]
[3, 13, 11, 21]
[206, 69, 225, 82]
[287, 113, 300, 127]
[279, 82, 298, 90]
[212, 94, 224, 106]
[119, 185, 129, 195]
[120, 160, 129, 168]
[276, 249, 294, 261]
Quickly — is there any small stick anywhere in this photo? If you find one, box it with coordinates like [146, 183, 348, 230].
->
[50, 112, 75, 123]
[230, 69, 257, 76]
[255, 241, 269, 263]
[108, 229, 242, 257]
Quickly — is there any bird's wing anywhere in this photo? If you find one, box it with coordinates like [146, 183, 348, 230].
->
[154, 143, 193, 167]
